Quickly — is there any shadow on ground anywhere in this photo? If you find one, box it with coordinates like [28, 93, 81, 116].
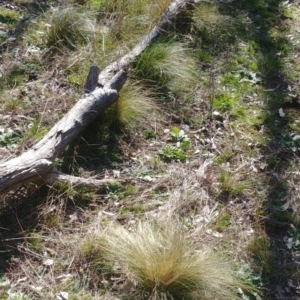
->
[193, 0, 300, 297]
[0, 186, 47, 276]
[219, 0, 299, 298]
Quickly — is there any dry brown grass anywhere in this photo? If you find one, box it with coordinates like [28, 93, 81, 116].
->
[46, 6, 95, 51]
[1, 0, 300, 299]
[99, 219, 241, 300]
[112, 81, 159, 131]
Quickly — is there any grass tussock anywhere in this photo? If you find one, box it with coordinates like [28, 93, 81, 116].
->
[86, 0, 172, 47]
[112, 81, 158, 131]
[192, 2, 226, 28]
[134, 41, 197, 92]
[100, 220, 240, 300]
[96, 0, 171, 22]
[46, 6, 95, 51]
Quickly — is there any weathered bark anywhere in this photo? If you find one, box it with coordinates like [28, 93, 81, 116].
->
[84, 65, 101, 93]
[45, 169, 122, 192]
[0, 0, 195, 196]
[0, 70, 127, 195]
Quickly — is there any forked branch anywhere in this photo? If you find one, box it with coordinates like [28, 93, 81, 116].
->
[0, 0, 195, 196]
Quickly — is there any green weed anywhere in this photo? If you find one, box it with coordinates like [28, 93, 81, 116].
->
[27, 232, 44, 251]
[169, 126, 190, 143]
[213, 152, 232, 164]
[214, 212, 231, 232]
[27, 115, 49, 141]
[247, 235, 275, 274]
[213, 94, 236, 113]
[55, 183, 96, 205]
[159, 146, 186, 163]
[219, 170, 248, 197]
[0, 129, 22, 148]
[237, 264, 263, 300]
[145, 130, 156, 139]
[8, 66, 26, 88]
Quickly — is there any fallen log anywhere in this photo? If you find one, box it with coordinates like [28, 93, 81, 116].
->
[0, 0, 195, 195]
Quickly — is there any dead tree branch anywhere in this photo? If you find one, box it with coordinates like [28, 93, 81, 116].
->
[0, 0, 195, 195]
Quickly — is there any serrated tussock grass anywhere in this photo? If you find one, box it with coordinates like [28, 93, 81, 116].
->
[88, 0, 172, 47]
[133, 40, 198, 93]
[100, 220, 240, 300]
[95, 0, 171, 21]
[46, 6, 95, 51]
[112, 81, 159, 131]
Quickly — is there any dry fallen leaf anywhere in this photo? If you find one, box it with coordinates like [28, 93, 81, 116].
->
[43, 259, 54, 266]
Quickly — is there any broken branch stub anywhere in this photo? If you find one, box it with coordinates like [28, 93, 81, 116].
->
[0, 70, 127, 195]
[84, 65, 101, 93]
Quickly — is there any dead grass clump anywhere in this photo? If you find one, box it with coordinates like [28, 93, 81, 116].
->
[46, 6, 95, 51]
[100, 220, 240, 299]
[154, 161, 214, 219]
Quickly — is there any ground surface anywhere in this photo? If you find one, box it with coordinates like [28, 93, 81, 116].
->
[1, 0, 300, 299]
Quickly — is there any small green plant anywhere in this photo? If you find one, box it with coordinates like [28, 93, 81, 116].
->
[159, 145, 186, 162]
[46, 6, 95, 51]
[7, 65, 26, 87]
[27, 115, 48, 141]
[145, 130, 156, 139]
[80, 235, 107, 264]
[213, 94, 235, 113]
[198, 50, 213, 64]
[247, 235, 275, 274]
[219, 170, 248, 196]
[214, 212, 231, 232]
[125, 184, 138, 196]
[169, 126, 190, 150]
[0, 278, 30, 300]
[267, 156, 279, 169]
[281, 133, 300, 152]
[0, 129, 22, 148]
[287, 228, 300, 250]
[170, 126, 189, 143]
[4, 97, 23, 110]
[105, 183, 125, 201]
[237, 264, 263, 300]
[100, 220, 241, 300]
[55, 183, 95, 205]
[28, 232, 44, 251]
[213, 151, 232, 164]
[106, 183, 123, 194]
